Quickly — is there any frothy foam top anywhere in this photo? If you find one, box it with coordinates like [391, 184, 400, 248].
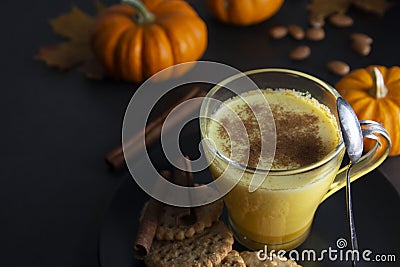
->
[207, 89, 340, 170]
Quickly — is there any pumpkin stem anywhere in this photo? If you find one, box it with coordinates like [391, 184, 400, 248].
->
[369, 67, 388, 99]
[122, 0, 155, 24]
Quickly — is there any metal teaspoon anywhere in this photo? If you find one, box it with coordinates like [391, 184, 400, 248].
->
[337, 97, 363, 267]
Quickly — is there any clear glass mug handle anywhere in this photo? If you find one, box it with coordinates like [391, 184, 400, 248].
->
[322, 120, 392, 202]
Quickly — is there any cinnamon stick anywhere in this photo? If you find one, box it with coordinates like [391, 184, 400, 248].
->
[133, 198, 161, 259]
[172, 156, 197, 226]
[105, 87, 206, 170]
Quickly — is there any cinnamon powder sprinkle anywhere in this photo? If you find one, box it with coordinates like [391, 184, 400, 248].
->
[272, 106, 324, 168]
[214, 98, 331, 169]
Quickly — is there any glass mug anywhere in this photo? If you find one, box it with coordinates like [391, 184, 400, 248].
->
[199, 69, 391, 251]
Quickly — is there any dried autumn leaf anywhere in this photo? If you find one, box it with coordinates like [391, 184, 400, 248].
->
[308, 0, 394, 20]
[35, 43, 92, 71]
[308, 0, 351, 19]
[352, 0, 394, 16]
[49, 5, 93, 41]
[35, 2, 106, 78]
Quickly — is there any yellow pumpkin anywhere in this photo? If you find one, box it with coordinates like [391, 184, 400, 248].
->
[205, 0, 284, 26]
[91, 0, 208, 83]
[335, 65, 400, 156]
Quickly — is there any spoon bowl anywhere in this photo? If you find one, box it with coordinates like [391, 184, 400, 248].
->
[337, 97, 363, 164]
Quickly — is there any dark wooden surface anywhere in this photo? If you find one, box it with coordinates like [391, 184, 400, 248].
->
[0, 0, 399, 267]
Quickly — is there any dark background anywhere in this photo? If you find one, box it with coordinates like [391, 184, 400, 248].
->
[1, 0, 399, 267]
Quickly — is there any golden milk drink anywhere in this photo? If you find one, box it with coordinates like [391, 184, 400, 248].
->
[207, 89, 342, 250]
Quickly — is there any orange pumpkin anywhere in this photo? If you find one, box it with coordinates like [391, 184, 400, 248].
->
[91, 0, 207, 83]
[205, 0, 284, 26]
[335, 65, 400, 156]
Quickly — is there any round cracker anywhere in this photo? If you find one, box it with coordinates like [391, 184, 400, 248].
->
[156, 199, 223, 241]
[145, 221, 234, 267]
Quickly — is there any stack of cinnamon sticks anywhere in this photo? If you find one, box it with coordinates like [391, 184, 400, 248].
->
[134, 157, 196, 259]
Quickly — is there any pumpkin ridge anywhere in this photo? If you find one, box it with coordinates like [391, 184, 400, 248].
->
[374, 99, 387, 124]
[385, 72, 400, 89]
[382, 97, 400, 113]
[154, 20, 184, 64]
[345, 94, 368, 103]
[386, 78, 400, 86]
[352, 98, 377, 120]
[91, 16, 133, 44]
[92, 21, 132, 73]
[228, 0, 251, 25]
[128, 27, 144, 82]
[385, 66, 400, 84]
[155, 16, 206, 62]
[154, 15, 204, 57]
[336, 73, 373, 94]
[393, 116, 400, 155]
[352, 69, 373, 85]
[379, 99, 400, 154]
[142, 24, 174, 78]
[113, 27, 135, 79]
[386, 91, 400, 104]
[153, 21, 178, 65]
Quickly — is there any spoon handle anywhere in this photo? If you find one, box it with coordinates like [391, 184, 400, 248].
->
[346, 164, 358, 266]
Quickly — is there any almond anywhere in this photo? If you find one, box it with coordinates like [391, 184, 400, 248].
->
[289, 45, 311, 60]
[326, 61, 350, 76]
[329, 14, 354, 28]
[288, 24, 305, 40]
[352, 42, 371, 56]
[350, 33, 373, 45]
[306, 27, 325, 41]
[269, 26, 288, 39]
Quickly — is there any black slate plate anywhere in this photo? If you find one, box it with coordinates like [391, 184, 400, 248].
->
[99, 168, 400, 267]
